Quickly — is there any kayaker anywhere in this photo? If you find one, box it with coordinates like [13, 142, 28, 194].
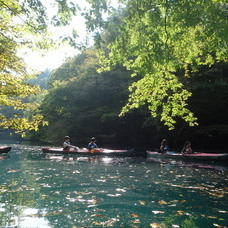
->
[159, 139, 169, 153]
[181, 141, 193, 154]
[88, 137, 98, 150]
[63, 136, 78, 151]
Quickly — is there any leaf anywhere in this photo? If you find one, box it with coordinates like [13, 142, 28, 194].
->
[92, 222, 103, 225]
[208, 216, 217, 219]
[91, 214, 104, 217]
[139, 200, 146, 205]
[152, 211, 165, 214]
[150, 223, 163, 228]
[157, 200, 168, 205]
[213, 224, 226, 228]
[177, 210, 184, 215]
[132, 219, 141, 224]
[7, 170, 18, 173]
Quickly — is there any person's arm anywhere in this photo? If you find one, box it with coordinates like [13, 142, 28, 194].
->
[87, 142, 92, 149]
[63, 142, 68, 149]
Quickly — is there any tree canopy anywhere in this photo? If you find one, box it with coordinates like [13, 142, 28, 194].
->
[91, 0, 228, 129]
[1, 0, 227, 138]
[0, 0, 81, 134]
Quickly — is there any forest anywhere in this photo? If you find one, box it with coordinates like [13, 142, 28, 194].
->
[1, 0, 228, 151]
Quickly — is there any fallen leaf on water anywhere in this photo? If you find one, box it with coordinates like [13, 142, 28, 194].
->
[72, 171, 80, 173]
[92, 222, 102, 225]
[157, 200, 168, 205]
[213, 224, 226, 228]
[107, 194, 121, 197]
[97, 208, 106, 212]
[218, 210, 227, 214]
[7, 170, 18, 173]
[139, 201, 146, 205]
[87, 205, 97, 208]
[150, 223, 163, 228]
[176, 210, 184, 215]
[152, 211, 165, 214]
[116, 188, 126, 192]
[208, 216, 217, 219]
[91, 214, 104, 218]
[131, 213, 139, 217]
[132, 219, 141, 224]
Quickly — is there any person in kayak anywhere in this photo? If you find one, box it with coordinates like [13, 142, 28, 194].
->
[181, 141, 193, 154]
[159, 139, 169, 153]
[63, 136, 78, 151]
[88, 137, 98, 150]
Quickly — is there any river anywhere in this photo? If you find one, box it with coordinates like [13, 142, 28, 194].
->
[0, 143, 227, 227]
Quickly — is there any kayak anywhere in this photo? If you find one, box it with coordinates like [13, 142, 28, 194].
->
[146, 151, 228, 161]
[42, 147, 134, 156]
[0, 146, 11, 153]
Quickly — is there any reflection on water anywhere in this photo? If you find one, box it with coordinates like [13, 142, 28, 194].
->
[147, 157, 228, 171]
[0, 144, 227, 227]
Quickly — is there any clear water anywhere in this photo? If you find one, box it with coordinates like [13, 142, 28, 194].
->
[0, 144, 227, 228]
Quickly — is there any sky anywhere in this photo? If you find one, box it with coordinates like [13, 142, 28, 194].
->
[23, 20, 88, 72]
[22, 1, 91, 73]
[22, 0, 120, 73]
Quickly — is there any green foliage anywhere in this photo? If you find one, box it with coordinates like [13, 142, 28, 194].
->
[33, 49, 131, 144]
[0, 0, 81, 134]
[32, 51, 228, 149]
[89, 0, 228, 129]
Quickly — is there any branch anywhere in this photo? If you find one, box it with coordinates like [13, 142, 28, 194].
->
[0, 0, 40, 33]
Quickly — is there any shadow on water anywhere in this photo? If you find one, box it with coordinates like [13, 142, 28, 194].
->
[146, 157, 228, 171]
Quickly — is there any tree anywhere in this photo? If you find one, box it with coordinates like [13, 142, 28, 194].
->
[88, 0, 228, 129]
[0, 0, 80, 135]
[31, 49, 133, 145]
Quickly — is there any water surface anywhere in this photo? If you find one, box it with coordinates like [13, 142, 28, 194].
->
[0, 144, 227, 227]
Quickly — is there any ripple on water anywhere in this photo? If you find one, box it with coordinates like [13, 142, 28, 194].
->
[0, 144, 227, 227]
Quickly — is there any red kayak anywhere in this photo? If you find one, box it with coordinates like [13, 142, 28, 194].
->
[146, 151, 228, 161]
[0, 147, 11, 153]
[42, 147, 134, 156]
